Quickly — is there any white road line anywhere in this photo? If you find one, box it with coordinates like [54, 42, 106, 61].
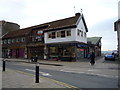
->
[25, 69, 52, 76]
[88, 69, 98, 71]
[60, 69, 118, 78]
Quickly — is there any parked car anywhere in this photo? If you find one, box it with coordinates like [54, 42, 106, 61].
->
[104, 54, 115, 60]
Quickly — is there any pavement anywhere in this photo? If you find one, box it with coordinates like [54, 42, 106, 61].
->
[2, 68, 66, 88]
[1, 56, 119, 88]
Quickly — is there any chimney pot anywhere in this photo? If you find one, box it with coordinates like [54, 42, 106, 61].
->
[75, 13, 80, 16]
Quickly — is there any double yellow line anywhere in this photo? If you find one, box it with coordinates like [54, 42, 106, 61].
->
[6, 68, 83, 89]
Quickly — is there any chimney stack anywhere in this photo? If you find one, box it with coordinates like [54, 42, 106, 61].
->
[75, 13, 81, 16]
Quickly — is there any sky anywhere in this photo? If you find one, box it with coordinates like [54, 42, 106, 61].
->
[0, 0, 119, 51]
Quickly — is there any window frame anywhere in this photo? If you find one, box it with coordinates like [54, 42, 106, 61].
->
[48, 32, 52, 38]
[21, 37, 25, 42]
[81, 31, 83, 37]
[56, 31, 61, 38]
[61, 30, 65, 38]
[51, 32, 56, 39]
[66, 30, 71, 37]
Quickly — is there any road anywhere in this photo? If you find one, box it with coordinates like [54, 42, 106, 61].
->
[5, 61, 118, 89]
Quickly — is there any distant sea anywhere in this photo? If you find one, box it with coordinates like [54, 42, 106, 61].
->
[102, 50, 117, 54]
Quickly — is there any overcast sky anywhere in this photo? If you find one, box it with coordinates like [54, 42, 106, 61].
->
[0, 0, 119, 51]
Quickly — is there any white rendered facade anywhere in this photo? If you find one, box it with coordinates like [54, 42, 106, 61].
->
[44, 17, 87, 44]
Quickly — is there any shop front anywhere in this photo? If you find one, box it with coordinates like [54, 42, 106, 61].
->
[27, 46, 44, 59]
[10, 48, 25, 58]
[47, 43, 88, 61]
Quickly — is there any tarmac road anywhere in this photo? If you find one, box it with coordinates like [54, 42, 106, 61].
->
[6, 61, 118, 89]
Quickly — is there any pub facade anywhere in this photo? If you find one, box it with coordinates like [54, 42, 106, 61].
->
[2, 13, 91, 61]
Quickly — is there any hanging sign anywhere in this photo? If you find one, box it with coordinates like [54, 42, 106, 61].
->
[37, 31, 43, 35]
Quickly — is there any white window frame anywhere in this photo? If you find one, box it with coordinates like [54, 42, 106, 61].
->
[21, 37, 25, 42]
[56, 31, 61, 38]
[8, 39, 11, 44]
[66, 29, 71, 37]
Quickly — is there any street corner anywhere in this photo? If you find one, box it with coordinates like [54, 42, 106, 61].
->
[2, 69, 65, 88]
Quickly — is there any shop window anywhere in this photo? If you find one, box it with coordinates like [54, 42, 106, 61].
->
[57, 31, 61, 37]
[63, 47, 72, 56]
[66, 30, 71, 36]
[49, 47, 58, 55]
[48, 32, 52, 38]
[52, 32, 56, 39]
[61, 31, 65, 38]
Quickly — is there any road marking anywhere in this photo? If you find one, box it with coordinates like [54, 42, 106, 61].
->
[25, 68, 52, 76]
[60, 69, 118, 78]
[88, 69, 98, 71]
[7, 68, 79, 89]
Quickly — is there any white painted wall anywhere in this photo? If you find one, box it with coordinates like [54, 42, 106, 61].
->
[44, 18, 87, 44]
[44, 29, 75, 44]
[75, 19, 87, 43]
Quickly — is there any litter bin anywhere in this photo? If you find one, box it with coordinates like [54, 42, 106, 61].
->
[31, 56, 38, 62]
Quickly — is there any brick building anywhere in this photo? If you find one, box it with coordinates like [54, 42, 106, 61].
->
[2, 13, 101, 61]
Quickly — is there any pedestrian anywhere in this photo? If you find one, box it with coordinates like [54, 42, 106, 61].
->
[90, 52, 95, 66]
[87, 53, 91, 59]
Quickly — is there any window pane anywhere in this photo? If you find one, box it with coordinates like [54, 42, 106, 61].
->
[61, 31, 65, 38]
[66, 30, 71, 36]
[57, 31, 61, 37]
[49, 47, 58, 55]
[77, 29, 80, 36]
[84, 32, 86, 37]
[8, 39, 11, 44]
[52, 32, 56, 39]
[21, 37, 25, 42]
[81, 31, 83, 37]
[48, 32, 52, 38]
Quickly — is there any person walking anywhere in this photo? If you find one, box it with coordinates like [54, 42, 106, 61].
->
[90, 52, 95, 66]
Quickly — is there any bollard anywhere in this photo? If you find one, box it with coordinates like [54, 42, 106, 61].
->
[3, 60, 5, 71]
[35, 63, 39, 83]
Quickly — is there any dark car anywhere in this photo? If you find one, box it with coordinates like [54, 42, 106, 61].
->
[104, 54, 115, 60]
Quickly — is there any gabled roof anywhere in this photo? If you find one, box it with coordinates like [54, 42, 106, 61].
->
[3, 13, 88, 39]
[3, 28, 31, 39]
[87, 37, 102, 45]
[30, 13, 82, 32]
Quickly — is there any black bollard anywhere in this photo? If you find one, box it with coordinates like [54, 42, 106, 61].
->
[35, 63, 39, 83]
[3, 60, 5, 71]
